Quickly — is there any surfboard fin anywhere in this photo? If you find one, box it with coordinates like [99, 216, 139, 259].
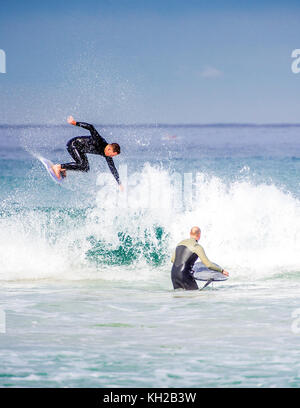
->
[199, 279, 213, 291]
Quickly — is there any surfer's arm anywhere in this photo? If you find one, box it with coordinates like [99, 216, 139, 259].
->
[75, 121, 106, 142]
[171, 251, 175, 263]
[72, 119, 107, 145]
[105, 157, 121, 185]
[75, 121, 96, 132]
[67, 116, 96, 134]
[194, 245, 223, 272]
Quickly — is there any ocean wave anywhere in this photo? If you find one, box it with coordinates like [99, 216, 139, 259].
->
[1, 164, 300, 282]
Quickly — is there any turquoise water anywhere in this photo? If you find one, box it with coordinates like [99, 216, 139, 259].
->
[1, 124, 300, 387]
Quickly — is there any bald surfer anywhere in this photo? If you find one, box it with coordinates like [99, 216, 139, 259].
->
[171, 226, 229, 290]
[52, 116, 123, 190]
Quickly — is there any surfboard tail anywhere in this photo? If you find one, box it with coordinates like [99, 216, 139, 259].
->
[38, 156, 63, 185]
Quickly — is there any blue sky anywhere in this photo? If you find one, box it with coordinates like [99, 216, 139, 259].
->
[0, 0, 300, 124]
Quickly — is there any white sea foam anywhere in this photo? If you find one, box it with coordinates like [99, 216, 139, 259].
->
[1, 164, 300, 282]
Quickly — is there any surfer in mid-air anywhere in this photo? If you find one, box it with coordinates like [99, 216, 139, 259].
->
[52, 116, 123, 189]
[171, 226, 229, 290]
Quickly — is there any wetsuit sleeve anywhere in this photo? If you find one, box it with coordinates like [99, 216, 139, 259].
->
[194, 244, 223, 272]
[171, 251, 175, 263]
[75, 122, 107, 145]
[105, 157, 121, 185]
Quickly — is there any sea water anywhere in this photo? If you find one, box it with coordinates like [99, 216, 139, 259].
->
[0, 124, 300, 387]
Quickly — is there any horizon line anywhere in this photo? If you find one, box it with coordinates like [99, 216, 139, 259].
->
[1, 122, 300, 128]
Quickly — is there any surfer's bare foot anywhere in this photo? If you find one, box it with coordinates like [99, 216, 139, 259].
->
[52, 164, 62, 179]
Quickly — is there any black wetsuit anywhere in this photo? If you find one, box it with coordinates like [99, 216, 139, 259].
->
[171, 238, 223, 290]
[61, 122, 120, 184]
[171, 245, 199, 290]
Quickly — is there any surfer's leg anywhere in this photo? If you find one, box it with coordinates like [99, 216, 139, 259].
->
[52, 137, 90, 179]
[182, 273, 199, 290]
[171, 266, 198, 290]
[61, 138, 90, 172]
[52, 137, 92, 179]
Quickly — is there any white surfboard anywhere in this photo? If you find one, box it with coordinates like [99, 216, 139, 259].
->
[192, 262, 228, 281]
[38, 156, 64, 185]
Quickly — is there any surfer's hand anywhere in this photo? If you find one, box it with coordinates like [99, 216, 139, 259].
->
[119, 184, 124, 192]
[67, 116, 76, 125]
[222, 270, 229, 277]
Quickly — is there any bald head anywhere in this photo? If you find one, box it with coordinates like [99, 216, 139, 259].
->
[190, 226, 201, 241]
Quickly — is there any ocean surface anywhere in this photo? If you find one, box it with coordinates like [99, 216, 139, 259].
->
[1, 123, 300, 387]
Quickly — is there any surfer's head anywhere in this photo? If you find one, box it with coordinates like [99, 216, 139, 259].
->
[190, 226, 201, 241]
[104, 143, 121, 157]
